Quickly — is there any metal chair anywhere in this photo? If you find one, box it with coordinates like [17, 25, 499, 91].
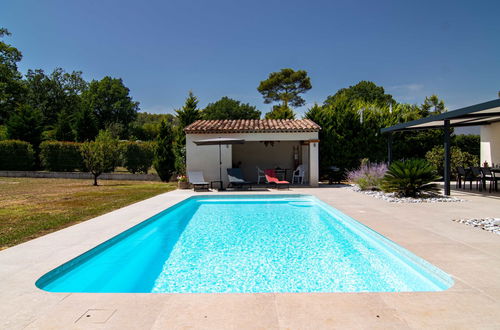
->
[256, 166, 266, 184]
[456, 166, 474, 189]
[480, 167, 499, 193]
[469, 167, 483, 191]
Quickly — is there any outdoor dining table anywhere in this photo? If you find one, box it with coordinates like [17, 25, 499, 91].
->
[463, 167, 500, 192]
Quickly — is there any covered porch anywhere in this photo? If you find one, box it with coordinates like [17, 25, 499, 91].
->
[382, 99, 500, 195]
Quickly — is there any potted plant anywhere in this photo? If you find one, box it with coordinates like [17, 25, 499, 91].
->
[177, 175, 189, 189]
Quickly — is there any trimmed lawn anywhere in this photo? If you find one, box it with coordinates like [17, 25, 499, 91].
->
[0, 177, 176, 249]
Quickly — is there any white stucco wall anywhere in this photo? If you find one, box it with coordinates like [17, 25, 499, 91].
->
[480, 122, 500, 166]
[186, 131, 319, 186]
[309, 140, 319, 186]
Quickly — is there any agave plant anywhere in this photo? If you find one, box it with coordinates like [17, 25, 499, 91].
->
[381, 159, 440, 197]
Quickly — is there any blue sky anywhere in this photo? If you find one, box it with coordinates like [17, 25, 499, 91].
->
[2, 0, 499, 116]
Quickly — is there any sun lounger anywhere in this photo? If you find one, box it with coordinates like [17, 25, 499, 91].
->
[227, 168, 252, 190]
[187, 171, 210, 191]
[264, 169, 290, 189]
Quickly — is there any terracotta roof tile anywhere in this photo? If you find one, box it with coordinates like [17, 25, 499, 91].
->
[184, 119, 321, 134]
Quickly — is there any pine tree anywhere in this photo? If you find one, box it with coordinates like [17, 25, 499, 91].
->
[54, 109, 75, 141]
[173, 91, 200, 174]
[6, 104, 43, 147]
[264, 105, 295, 119]
[175, 91, 200, 128]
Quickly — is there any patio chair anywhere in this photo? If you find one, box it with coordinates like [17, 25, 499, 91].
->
[187, 171, 210, 191]
[456, 166, 471, 189]
[469, 167, 483, 191]
[256, 166, 266, 184]
[480, 167, 499, 193]
[227, 168, 252, 190]
[264, 169, 289, 189]
[292, 164, 306, 184]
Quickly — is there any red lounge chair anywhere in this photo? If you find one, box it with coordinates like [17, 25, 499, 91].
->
[264, 169, 290, 189]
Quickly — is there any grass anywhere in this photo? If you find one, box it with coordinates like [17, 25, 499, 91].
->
[0, 177, 176, 249]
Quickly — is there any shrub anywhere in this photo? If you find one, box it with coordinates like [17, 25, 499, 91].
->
[0, 125, 7, 141]
[40, 141, 84, 172]
[381, 159, 439, 197]
[347, 161, 388, 190]
[425, 146, 478, 178]
[0, 140, 35, 170]
[453, 134, 480, 158]
[121, 141, 154, 174]
[80, 130, 120, 185]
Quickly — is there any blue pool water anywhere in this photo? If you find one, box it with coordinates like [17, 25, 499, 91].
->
[36, 195, 453, 293]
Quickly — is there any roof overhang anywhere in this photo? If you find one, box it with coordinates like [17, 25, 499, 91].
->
[381, 99, 500, 133]
[193, 138, 245, 145]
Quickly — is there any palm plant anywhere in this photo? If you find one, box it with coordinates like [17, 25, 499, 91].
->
[381, 159, 440, 197]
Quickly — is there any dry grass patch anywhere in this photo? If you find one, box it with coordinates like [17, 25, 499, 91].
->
[0, 177, 176, 249]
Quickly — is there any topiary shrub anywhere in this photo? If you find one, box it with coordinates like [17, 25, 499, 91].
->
[40, 141, 84, 172]
[121, 141, 154, 174]
[0, 140, 35, 170]
[381, 159, 439, 197]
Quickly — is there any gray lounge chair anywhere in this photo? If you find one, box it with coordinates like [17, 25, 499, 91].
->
[187, 171, 210, 191]
[227, 168, 252, 190]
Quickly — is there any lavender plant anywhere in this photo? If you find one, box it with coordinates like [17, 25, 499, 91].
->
[347, 162, 388, 190]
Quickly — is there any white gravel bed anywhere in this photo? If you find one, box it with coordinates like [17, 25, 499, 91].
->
[348, 185, 465, 203]
[453, 218, 500, 235]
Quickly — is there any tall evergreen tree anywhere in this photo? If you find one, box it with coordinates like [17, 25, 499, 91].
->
[54, 109, 75, 141]
[173, 91, 200, 173]
[154, 120, 175, 182]
[175, 91, 200, 128]
[6, 104, 43, 148]
[74, 107, 98, 142]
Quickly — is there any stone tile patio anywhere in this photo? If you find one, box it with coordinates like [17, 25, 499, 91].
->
[0, 185, 499, 329]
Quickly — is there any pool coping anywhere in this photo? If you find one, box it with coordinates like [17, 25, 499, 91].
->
[1, 187, 500, 329]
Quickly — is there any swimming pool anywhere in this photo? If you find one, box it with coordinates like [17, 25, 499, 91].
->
[36, 195, 453, 293]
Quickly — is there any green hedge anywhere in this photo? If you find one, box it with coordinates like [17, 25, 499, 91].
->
[0, 140, 35, 170]
[39, 141, 84, 172]
[121, 141, 154, 174]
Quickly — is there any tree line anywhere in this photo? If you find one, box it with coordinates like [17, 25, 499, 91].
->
[1, 27, 479, 181]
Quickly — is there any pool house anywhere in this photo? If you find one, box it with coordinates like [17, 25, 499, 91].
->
[184, 119, 321, 187]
